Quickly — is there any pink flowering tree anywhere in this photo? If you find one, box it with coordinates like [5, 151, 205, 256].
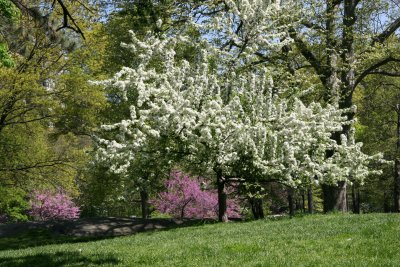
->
[152, 171, 241, 219]
[29, 190, 80, 221]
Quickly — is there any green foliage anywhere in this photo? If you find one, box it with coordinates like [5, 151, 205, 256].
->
[353, 73, 400, 211]
[0, 187, 29, 222]
[0, 0, 19, 20]
[0, 2, 106, 214]
[78, 165, 141, 217]
[0, 43, 14, 67]
[102, 0, 173, 73]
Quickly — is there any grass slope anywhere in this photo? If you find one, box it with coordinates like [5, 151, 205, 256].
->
[0, 214, 399, 266]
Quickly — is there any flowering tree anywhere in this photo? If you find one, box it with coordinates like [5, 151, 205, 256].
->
[152, 171, 240, 219]
[95, 1, 384, 221]
[29, 190, 80, 221]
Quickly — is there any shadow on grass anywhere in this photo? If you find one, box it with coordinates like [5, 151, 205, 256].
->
[0, 218, 217, 251]
[0, 251, 119, 267]
[0, 228, 111, 251]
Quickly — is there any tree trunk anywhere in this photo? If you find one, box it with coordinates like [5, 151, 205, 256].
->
[394, 159, 400, 212]
[140, 190, 149, 219]
[256, 198, 264, 219]
[351, 184, 360, 214]
[250, 198, 264, 220]
[249, 198, 258, 219]
[322, 0, 356, 213]
[322, 181, 347, 212]
[216, 170, 228, 222]
[307, 186, 314, 214]
[384, 192, 391, 212]
[287, 188, 295, 216]
[394, 106, 400, 212]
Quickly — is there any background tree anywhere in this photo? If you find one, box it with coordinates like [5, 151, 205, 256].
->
[0, 0, 107, 221]
[281, 0, 400, 211]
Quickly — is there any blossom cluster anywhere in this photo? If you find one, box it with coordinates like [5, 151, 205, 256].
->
[152, 171, 240, 219]
[29, 190, 80, 221]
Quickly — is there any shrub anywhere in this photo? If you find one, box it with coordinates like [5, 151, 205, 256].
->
[0, 187, 29, 223]
[152, 171, 240, 219]
[29, 190, 80, 221]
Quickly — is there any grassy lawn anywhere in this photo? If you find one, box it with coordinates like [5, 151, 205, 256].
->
[0, 213, 399, 266]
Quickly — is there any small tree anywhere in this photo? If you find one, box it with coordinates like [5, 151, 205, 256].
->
[29, 190, 80, 221]
[152, 171, 240, 219]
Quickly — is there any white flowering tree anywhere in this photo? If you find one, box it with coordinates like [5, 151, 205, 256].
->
[95, 1, 384, 221]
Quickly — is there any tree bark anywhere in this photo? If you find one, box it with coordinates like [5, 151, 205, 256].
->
[140, 190, 149, 219]
[288, 188, 295, 216]
[351, 184, 360, 214]
[322, 181, 347, 212]
[250, 198, 264, 220]
[394, 159, 400, 212]
[216, 169, 228, 222]
[307, 186, 314, 214]
[256, 198, 264, 219]
[394, 106, 400, 212]
[383, 192, 391, 212]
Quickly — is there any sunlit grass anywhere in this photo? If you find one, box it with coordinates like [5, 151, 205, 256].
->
[0, 213, 399, 266]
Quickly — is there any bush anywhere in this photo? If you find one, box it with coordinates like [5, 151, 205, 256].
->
[29, 190, 80, 221]
[0, 187, 29, 223]
[152, 171, 241, 219]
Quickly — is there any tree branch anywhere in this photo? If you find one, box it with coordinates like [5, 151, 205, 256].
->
[372, 17, 400, 44]
[288, 28, 327, 85]
[55, 0, 85, 39]
[354, 57, 400, 88]
[0, 159, 67, 172]
[10, 0, 86, 39]
[301, 21, 324, 31]
[367, 70, 400, 77]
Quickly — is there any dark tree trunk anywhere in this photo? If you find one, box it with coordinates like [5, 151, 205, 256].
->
[384, 192, 391, 212]
[256, 198, 265, 219]
[302, 192, 305, 213]
[216, 169, 228, 222]
[394, 106, 400, 212]
[287, 188, 295, 216]
[322, 181, 347, 212]
[140, 190, 149, 219]
[250, 198, 264, 220]
[295, 198, 300, 211]
[351, 184, 360, 214]
[307, 186, 314, 214]
[394, 159, 400, 212]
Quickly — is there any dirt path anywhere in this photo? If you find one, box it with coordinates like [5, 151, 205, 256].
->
[0, 217, 211, 238]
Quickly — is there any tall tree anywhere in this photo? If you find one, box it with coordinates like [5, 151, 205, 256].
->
[95, 25, 382, 222]
[0, 0, 106, 221]
[282, 0, 400, 211]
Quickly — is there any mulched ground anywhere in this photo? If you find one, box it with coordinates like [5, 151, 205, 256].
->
[0, 217, 214, 238]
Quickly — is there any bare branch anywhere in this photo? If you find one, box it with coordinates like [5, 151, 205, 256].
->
[372, 17, 400, 44]
[367, 70, 400, 77]
[288, 28, 327, 85]
[301, 21, 324, 31]
[354, 57, 400, 88]
[55, 0, 85, 39]
[0, 159, 68, 172]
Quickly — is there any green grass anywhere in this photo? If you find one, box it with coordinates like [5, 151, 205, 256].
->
[0, 214, 399, 266]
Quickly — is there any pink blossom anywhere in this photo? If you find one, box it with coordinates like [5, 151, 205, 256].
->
[152, 171, 241, 219]
[29, 190, 80, 221]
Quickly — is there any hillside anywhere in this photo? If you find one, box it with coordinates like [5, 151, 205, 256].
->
[0, 214, 399, 266]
